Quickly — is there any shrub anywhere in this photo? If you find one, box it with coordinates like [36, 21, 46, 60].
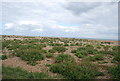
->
[108, 65, 120, 79]
[27, 61, 37, 66]
[2, 66, 48, 79]
[50, 62, 99, 79]
[75, 50, 88, 58]
[53, 47, 67, 53]
[46, 53, 54, 58]
[41, 50, 47, 53]
[15, 49, 44, 61]
[0, 55, 7, 60]
[48, 49, 56, 53]
[95, 72, 104, 76]
[55, 54, 75, 64]
[113, 53, 120, 62]
[45, 64, 52, 67]
[71, 49, 77, 53]
[64, 43, 69, 46]
[86, 54, 104, 61]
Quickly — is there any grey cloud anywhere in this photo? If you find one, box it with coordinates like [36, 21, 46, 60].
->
[63, 2, 101, 15]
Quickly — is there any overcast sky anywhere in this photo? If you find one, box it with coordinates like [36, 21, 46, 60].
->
[1, 0, 118, 40]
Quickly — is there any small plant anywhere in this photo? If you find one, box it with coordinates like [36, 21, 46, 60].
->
[46, 53, 54, 58]
[75, 50, 87, 58]
[71, 49, 77, 53]
[50, 62, 99, 79]
[27, 61, 37, 66]
[0, 55, 7, 60]
[48, 49, 56, 53]
[108, 65, 120, 79]
[86, 54, 104, 61]
[95, 72, 104, 76]
[55, 54, 75, 64]
[45, 64, 52, 67]
[53, 47, 67, 53]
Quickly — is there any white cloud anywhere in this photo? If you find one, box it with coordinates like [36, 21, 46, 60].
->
[2, 1, 118, 40]
[32, 28, 44, 32]
[4, 23, 14, 29]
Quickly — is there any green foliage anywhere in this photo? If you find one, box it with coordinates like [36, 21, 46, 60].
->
[0, 55, 7, 60]
[45, 64, 52, 67]
[108, 65, 120, 79]
[46, 53, 54, 58]
[53, 47, 67, 53]
[113, 52, 120, 62]
[71, 49, 77, 53]
[64, 43, 69, 46]
[75, 50, 87, 58]
[55, 54, 75, 64]
[48, 49, 56, 53]
[27, 61, 37, 66]
[2, 66, 48, 79]
[41, 50, 47, 53]
[95, 72, 104, 76]
[86, 54, 104, 61]
[50, 62, 99, 79]
[15, 49, 44, 62]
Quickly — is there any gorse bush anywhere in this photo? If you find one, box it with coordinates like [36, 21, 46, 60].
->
[108, 65, 120, 79]
[0, 55, 7, 60]
[52, 47, 67, 53]
[75, 50, 88, 58]
[55, 54, 75, 64]
[50, 62, 99, 79]
[46, 53, 54, 58]
[48, 49, 56, 53]
[2, 66, 48, 79]
[15, 49, 44, 61]
[86, 54, 104, 61]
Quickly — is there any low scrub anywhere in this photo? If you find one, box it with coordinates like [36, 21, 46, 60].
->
[55, 54, 75, 64]
[0, 55, 7, 60]
[14, 49, 44, 62]
[50, 62, 99, 79]
[46, 53, 54, 58]
[86, 54, 104, 61]
[108, 65, 120, 79]
[53, 47, 67, 53]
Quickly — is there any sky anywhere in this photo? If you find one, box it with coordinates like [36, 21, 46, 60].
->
[0, 0, 118, 40]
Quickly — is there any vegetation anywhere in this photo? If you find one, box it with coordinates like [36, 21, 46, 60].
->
[2, 35, 119, 79]
[46, 53, 54, 58]
[55, 54, 75, 64]
[50, 62, 99, 79]
[2, 66, 48, 79]
[52, 46, 67, 53]
[0, 55, 7, 60]
[108, 65, 120, 79]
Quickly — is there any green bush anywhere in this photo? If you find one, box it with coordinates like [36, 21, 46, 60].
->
[46, 53, 54, 58]
[75, 50, 88, 58]
[53, 47, 67, 53]
[27, 61, 37, 66]
[41, 50, 47, 53]
[108, 65, 120, 79]
[95, 72, 104, 76]
[64, 43, 69, 46]
[2, 66, 48, 79]
[86, 54, 104, 61]
[45, 64, 52, 67]
[48, 49, 56, 53]
[0, 55, 7, 60]
[15, 49, 44, 61]
[113, 53, 120, 62]
[50, 62, 99, 79]
[71, 49, 77, 53]
[55, 54, 75, 64]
